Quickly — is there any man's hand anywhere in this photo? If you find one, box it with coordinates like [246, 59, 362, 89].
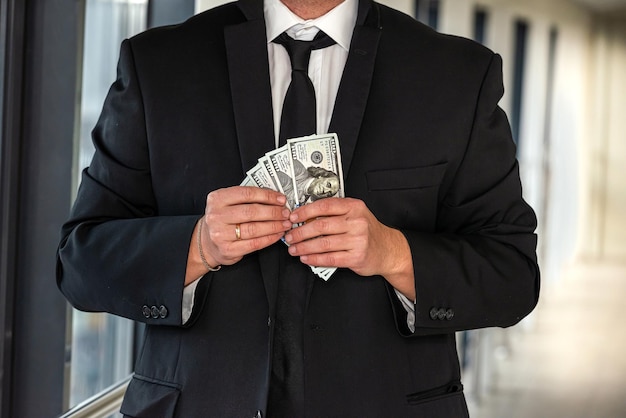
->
[186, 186, 291, 285]
[285, 198, 416, 300]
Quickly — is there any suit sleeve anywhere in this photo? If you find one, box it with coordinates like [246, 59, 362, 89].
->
[392, 53, 540, 336]
[56, 39, 209, 326]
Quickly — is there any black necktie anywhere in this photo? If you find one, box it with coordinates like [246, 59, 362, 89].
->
[267, 31, 336, 416]
[274, 31, 336, 145]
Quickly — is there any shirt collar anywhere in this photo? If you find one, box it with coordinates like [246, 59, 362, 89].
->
[264, 0, 358, 51]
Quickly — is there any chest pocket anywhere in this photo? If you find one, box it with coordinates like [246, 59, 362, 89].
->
[365, 162, 447, 231]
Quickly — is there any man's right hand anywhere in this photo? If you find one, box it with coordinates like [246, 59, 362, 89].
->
[185, 186, 291, 285]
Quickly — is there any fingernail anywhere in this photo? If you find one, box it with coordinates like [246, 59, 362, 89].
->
[282, 209, 290, 218]
[283, 221, 292, 229]
[288, 245, 297, 255]
[277, 195, 286, 204]
[290, 213, 298, 222]
[285, 233, 293, 243]
[300, 255, 308, 262]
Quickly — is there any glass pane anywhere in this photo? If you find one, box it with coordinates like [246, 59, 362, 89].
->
[413, 0, 439, 29]
[511, 19, 529, 145]
[473, 8, 488, 45]
[69, 0, 148, 410]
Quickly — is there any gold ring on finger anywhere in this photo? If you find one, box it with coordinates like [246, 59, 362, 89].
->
[235, 224, 242, 240]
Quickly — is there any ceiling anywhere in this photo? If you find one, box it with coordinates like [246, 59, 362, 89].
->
[570, 0, 626, 13]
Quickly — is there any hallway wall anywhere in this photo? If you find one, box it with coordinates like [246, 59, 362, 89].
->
[582, 16, 626, 261]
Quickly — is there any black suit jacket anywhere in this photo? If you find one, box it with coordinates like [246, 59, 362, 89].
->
[57, 0, 540, 416]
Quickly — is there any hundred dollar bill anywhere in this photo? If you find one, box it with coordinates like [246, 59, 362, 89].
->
[287, 134, 344, 280]
[240, 175, 256, 187]
[247, 161, 278, 191]
[312, 265, 334, 280]
[265, 145, 297, 210]
[259, 155, 283, 193]
[287, 133, 344, 208]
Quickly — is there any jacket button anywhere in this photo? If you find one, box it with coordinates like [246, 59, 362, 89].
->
[159, 305, 168, 318]
[429, 307, 439, 320]
[445, 308, 455, 320]
[150, 305, 159, 319]
[254, 410, 262, 418]
[437, 308, 447, 320]
[142, 305, 151, 318]
[267, 317, 271, 327]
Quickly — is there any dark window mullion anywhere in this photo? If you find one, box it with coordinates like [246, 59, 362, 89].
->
[511, 19, 529, 145]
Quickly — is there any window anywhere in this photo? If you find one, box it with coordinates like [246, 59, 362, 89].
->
[511, 19, 529, 145]
[473, 7, 489, 45]
[69, 0, 149, 409]
[414, 0, 439, 30]
[544, 26, 558, 148]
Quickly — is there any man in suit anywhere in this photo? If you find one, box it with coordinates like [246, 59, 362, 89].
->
[56, 0, 540, 416]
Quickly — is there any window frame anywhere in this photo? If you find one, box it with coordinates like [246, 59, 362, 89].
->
[0, 0, 82, 416]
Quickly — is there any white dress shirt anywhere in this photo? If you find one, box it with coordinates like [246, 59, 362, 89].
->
[264, 0, 357, 146]
[184, 0, 416, 332]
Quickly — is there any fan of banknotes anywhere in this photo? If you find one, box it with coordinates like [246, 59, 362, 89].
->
[240, 133, 344, 281]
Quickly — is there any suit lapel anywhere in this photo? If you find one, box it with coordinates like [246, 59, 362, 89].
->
[225, 0, 275, 174]
[226, 0, 280, 315]
[328, 0, 381, 179]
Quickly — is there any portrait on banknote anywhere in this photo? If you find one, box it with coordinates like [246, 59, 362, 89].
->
[287, 134, 344, 208]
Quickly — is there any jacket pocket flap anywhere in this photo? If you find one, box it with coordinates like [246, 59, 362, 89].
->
[120, 375, 180, 418]
[366, 163, 447, 191]
[406, 379, 463, 405]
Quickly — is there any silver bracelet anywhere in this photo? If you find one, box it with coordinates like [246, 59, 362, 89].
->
[197, 216, 221, 272]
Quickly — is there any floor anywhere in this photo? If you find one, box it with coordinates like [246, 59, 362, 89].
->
[466, 261, 626, 418]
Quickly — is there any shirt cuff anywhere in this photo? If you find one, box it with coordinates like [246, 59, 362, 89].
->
[394, 288, 416, 333]
[182, 278, 202, 324]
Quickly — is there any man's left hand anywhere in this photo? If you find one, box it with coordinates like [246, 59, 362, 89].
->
[286, 198, 416, 300]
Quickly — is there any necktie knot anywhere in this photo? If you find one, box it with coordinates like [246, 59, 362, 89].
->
[273, 31, 335, 72]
